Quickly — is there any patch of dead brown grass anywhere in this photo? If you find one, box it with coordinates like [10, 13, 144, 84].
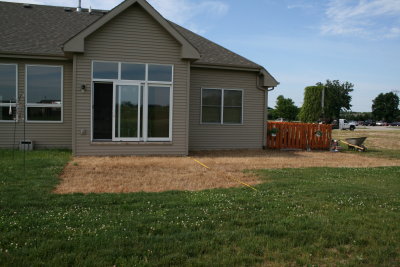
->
[332, 129, 400, 150]
[55, 148, 400, 194]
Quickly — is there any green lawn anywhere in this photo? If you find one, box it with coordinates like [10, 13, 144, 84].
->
[1, 150, 399, 266]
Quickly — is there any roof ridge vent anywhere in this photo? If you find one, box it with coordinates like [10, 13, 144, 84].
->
[23, 3, 32, 8]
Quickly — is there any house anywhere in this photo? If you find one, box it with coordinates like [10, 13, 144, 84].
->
[0, 0, 278, 156]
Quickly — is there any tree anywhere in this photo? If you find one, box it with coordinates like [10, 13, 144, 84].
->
[340, 111, 373, 121]
[267, 107, 278, 120]
[298, 85, 323, 122]
[299, 80, 354, 123]
[274, 95, 299, 121]
[372, 92, 399, 122]
[319, 80, 354, 122]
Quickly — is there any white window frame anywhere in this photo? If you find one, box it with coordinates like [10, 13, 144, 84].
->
[146, 83, 173, 142]
[25, 65, 63, 123]
[200, 88, 244, 125]
[91, 60, 173, 142]
[0, 63, 18, 122]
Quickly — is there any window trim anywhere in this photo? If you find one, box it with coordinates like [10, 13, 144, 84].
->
[200, 88, 244, 125]
[91, 60, 173, 142]
[0, 63, 18, 122]
[25, 64, 63, 123]
[112, 81, 142, 142]
[146, 83, 173, 142]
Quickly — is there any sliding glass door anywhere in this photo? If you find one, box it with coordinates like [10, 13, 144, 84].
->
[93, 81, 171, 142]
[113, 82, 141, 141]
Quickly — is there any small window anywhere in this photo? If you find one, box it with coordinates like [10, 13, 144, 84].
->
[148, 64, 172, 82]
[121, 63, 145, 80]
[93, 62, 118, 79]
[0, 64, 17, 121]
[201, 88, 243, 124]
[26, 65, 63, 122]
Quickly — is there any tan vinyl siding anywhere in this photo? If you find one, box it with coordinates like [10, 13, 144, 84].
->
[74, 3, 189, 156]
[189, 67, 264, 150]
[0, 58, 72, 149]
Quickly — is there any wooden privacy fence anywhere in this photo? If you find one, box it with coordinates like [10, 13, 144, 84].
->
[267, 122, 332, 150]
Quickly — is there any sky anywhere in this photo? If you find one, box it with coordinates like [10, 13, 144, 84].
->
[5, 0, 400, 111]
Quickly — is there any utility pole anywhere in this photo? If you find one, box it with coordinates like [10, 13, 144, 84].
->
[321, 86, 325, 122]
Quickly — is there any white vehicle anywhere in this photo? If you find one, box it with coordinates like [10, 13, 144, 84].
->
[339, 119, 356, 131]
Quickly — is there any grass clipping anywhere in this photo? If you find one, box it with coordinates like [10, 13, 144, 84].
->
[55, 149, 400, 194]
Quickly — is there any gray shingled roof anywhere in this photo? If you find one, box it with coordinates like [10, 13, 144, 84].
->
[0, 2, 102, 56]
[0, 1, 261, 69]
[169, 21, 261, 69]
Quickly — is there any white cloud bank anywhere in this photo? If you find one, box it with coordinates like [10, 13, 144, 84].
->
[321, 0, 400, 39]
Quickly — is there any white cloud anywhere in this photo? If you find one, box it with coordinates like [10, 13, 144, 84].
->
[2, 0, 228, 33]
[287, 0, 314, 10]
[89, 0, 123, 10]
[385, 27, 400, 38]
[321, 0, 400, 39]
[147, 0, 228, 32]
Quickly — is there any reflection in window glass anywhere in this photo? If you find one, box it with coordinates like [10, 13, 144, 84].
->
[148, 86, 170, 138]
[115, 85, 139, 138]
[93, 62, 118, 79]
[148, 64, 172, 82]
[202, 106, 221, 123]
[202, 89, 221, 105]
[201, 89, 242, 124]
[224, 90, 242, 106]
[223, 107, 242, 123]
[0, 106, 16, 121]
[223, 90, 242, 124]
[27, 66, 62, 104]
[121, 63, 145, 80]
[27, 107, 61, 121]
[0, 64, 17, 104]
[202, 89, 222, 123]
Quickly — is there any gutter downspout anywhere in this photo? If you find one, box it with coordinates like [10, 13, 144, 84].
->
[257, 72, 275, 149]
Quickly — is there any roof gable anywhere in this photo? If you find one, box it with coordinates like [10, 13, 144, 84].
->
[63, 0, 200, 60]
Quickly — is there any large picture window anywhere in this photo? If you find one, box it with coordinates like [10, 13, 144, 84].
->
[92, 61, 173, 142]
[26, 65, 63, 122]
[0, 64, 17, 121]
[201, 88, 243, 124]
